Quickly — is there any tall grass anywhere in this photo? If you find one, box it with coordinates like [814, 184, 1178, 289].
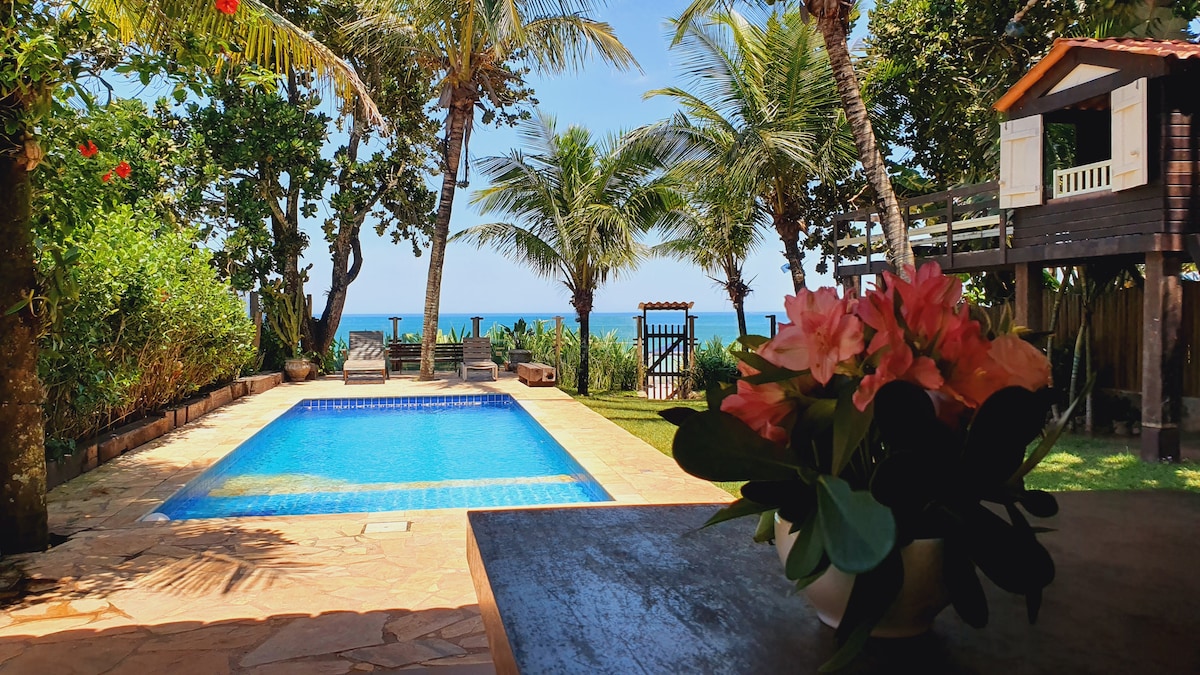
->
[689, 336, 739, 391]
[528, 325, 637, 394]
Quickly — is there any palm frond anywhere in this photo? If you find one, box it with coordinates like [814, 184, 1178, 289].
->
[86, 0, 382, 126]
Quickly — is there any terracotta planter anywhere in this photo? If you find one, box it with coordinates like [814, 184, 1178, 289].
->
[775, 515, 949, 637]
[284, 358, 312, 382]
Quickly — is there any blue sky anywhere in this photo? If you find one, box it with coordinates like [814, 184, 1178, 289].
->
[307, 0, 874, 316]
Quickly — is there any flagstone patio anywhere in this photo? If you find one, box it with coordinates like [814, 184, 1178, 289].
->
[0, 374, 730, 674]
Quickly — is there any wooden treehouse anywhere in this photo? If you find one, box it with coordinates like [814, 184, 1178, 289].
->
[832, 38, 1200, 462]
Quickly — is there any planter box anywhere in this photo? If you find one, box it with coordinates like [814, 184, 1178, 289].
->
[207, 385, 233, 409]
[46, 451, 86, 490]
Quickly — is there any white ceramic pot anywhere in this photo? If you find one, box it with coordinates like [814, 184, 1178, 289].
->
[775, 514, 949, 637]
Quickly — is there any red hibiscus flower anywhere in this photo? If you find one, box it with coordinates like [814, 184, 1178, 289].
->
[215, 0, 239, 14]
[78, 140, 98, 158]
[101, 171, 112, 182]
[114, 161, 132, 179]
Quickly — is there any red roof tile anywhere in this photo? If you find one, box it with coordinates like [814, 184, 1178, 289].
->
[995, 38, 1200, 112]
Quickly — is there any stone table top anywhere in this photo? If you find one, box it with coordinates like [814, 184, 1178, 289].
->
[467, 491, 1200, 674]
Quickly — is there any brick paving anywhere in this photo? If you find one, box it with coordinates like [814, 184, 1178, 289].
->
[0, 373, 730, 673]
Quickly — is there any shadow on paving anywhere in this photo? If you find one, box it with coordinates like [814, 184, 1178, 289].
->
[0, 605, 494, 674]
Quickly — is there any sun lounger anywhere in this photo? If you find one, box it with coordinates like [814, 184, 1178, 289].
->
[460, 337, 498, 382]
[343, 331, 388, 384]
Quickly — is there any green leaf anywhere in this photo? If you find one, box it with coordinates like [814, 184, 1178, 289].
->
[785, 513, 825, 581]
[737, 334, 770, 349]
[706, 382, 734, 411]
[945, 539, 988, 628]
[4, 297, 30, 316]
[701, 498, 772, 528]
[658, 406, 697, 426]
[753, 510, 776, 543]
[671, 411, 798, 482]
[1009, 375, 1093, 484]
[822, 550, 904, 672]
[831, 383, 871, 476]
[817, 475, 896, 575]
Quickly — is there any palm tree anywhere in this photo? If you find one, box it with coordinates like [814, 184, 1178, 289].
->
[348, 0, 637, 381]
[644, 7, 856, 292]
[452, 113, 679, 395]
[675, 0, 915, 276]
[656, 179, 762, 336]
[0, 0, 375, 553]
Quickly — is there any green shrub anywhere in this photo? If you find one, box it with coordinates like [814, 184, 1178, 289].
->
[689, 336, 739, 391]
[38, 206, 255, 445]
[530, 326, 637, 394]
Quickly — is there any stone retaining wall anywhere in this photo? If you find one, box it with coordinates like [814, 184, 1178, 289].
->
[46, 372, 284, 489]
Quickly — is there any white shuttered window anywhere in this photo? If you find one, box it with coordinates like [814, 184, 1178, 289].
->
[999, 115, 1044, 209]
[1110, 77, 1149, 192]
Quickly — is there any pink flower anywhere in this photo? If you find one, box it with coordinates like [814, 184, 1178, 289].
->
[988, 333, 1052, 392]
[721, 362, 793, 444]
[765, 287, 863, 385]
[114, 160, 131, 179]
[853, 333, 943, 411]
[78, 140, 98, 158]
[215, 0, 239, 14]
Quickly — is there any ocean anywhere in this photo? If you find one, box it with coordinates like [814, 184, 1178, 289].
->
[332, 312, 782, 347]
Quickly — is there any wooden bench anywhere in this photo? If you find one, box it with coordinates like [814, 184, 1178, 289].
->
[517, 362, 557, 387]
[388, 342, 464, 372]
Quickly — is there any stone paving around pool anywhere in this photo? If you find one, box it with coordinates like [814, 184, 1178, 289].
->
[0, 373, 731, 674]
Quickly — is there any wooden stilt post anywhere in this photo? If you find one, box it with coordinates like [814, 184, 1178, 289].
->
[471, 316, 483, 339]
[1141, 251, 1184, 462]
[634, 315, 644, 393]
[1014, 262, 1044, 331]
[686, 314, 697, 398]
[389, 316, 402, 342]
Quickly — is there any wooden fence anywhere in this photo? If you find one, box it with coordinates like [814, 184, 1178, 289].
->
[998, 282, 1199, 396]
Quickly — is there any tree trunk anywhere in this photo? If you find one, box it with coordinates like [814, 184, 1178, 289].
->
[774, 216, 806, 292]
[722, 255, 749, 336]
[810, 3, 914, 277]
[574, 289, 594, 396]
[311, 226, 363, 356]
[420, 89, 473, 380]
[310, 129, 371, 356]
[0, 141, 49, 554]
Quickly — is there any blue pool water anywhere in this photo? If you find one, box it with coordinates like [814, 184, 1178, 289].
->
[154, 395, 611, 520]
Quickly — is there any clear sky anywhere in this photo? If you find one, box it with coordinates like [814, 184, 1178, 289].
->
[294, 0, 873, 317]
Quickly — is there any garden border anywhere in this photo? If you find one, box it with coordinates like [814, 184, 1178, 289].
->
[45, 372, 284, 489]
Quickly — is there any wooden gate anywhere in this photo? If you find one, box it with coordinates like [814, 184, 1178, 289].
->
[638, 302, 694, 400]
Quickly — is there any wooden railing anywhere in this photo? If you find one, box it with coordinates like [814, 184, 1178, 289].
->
[1052, 159, 1112, 198]
[833, 182, 1007, 277]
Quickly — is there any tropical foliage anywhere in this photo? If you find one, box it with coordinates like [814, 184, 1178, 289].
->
[347, 0, 638, 380]
[39, 207, 254, 449]
[646, 6, 855, 291]
[454, 112, 679, 395]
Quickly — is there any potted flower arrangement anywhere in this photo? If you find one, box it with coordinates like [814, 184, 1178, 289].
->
[503, 318, 534, 371]
[661, 264, 1079, 669]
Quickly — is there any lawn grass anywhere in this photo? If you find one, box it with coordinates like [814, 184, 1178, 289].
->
[574, 392, 742, 495]
[576, 391, 1200, 495]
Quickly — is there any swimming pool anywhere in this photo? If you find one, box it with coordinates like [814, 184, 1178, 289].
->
[152, 394, 611, 520]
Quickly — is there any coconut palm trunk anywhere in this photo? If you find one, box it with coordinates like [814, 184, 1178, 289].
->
[420, 89, 473, 380]
[721, 254, 750, 336]
[775, 215, 806, 291]
[574, 289, 594, 396]
[808, 1, 914, 275]
[0, 126, 49, 553]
